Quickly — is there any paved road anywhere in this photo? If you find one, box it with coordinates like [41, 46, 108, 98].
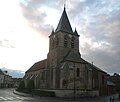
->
[0, 88, 69, 102]
[0, 88, 120, 102]
[0, 88, 36, 102]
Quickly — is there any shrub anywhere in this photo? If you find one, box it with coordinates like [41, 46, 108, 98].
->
[26, 80, 35, 91]
[18, 81, 25, 91]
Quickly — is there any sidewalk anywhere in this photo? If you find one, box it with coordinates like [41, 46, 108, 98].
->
[56, 93, 120, 102]
[59, 96, 120, 102]
[105, 94, 120, 102]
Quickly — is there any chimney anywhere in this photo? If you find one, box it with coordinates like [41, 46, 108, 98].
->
[4, 70, 8, 73]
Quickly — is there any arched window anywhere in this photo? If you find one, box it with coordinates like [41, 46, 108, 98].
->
[76, 68, 80, 77]
[71, 37, 74, 48]
[56, 37, 59, 47]
[102, 75, 105, 85]
[64, 35, 68, 47]
[52, 40, 54, 49]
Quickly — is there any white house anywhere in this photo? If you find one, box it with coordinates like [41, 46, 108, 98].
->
[0, 69, 13, 88]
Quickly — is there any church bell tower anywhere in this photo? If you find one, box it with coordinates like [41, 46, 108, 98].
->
[46, 7, 80, 88]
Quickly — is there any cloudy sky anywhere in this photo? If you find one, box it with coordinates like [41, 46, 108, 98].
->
[0, 0, 120, 75]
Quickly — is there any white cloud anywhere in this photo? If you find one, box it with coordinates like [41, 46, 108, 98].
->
[0, 0, 49, 71]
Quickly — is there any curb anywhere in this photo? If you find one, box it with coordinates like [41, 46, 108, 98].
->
[13, 90, 31, 97]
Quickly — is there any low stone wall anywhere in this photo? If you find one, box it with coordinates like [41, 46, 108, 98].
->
[49, 89, 99, 97]
[37, 89, 99, 97]
[34, 89, 55, 97]
[54, 90, 73, 97]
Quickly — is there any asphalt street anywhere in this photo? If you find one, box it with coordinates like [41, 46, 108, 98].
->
[0, 88, 70, 102]
[0, 88, 36, 102]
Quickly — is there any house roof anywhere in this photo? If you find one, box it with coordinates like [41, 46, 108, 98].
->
[0, 69, 4, 75]
[108, 75, 120, 84]
[26, 59, 46, 73]
[3, 71, 9, 75]
[55, 7, 73, 34]
[0, 69, 10, 76]
[107, 81, 116, 86]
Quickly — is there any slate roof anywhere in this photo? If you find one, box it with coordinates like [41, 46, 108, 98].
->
[62, 50, 106, 74]
[55, 7, 73, 34]
[62, 50, 86, 63]
[108, 75, 120, 84]
[74, 28, 79, 37]
[26, 59, 46, 73]
[107, 81, 116, 86]
[0, 69, 4, 75]
[82, 58, 107, 74]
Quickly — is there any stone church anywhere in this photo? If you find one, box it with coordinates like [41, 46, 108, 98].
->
[24, 7, 107, 97]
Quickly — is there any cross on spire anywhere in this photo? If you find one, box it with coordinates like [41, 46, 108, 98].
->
[64, 3, 66, 10]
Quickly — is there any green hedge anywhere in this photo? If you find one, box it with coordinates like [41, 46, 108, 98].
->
[26, 80, 35, 91]
[18, 81, 25, 91]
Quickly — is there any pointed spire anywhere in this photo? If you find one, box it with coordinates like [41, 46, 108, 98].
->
[52, 28, 54, 33]
[55, 7, 73, 34]
[74, 28, 79, 37]
[49, 28, 54, 37]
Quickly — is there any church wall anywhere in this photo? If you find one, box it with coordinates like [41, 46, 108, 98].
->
[88, 69, 92, 89]
[60, 62, 92, 90]
[24, 69, 46, 89]
[98, 71, 107, 95]
[91, 67, 107, 95]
